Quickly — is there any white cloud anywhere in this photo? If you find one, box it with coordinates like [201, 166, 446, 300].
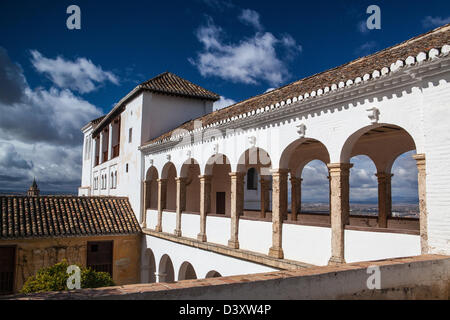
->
[0, 47, 104, 193]
[355, 41, 377, 56]
[239, 9, 263, 31]
[357, 20, 369, 34]
[190, 17, 302, 86]
[213, 96, 236, 110]
[422, 16, 450, 28]
[30, 50, 119, 94]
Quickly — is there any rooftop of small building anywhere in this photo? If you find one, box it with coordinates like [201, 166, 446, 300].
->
[0, 195, 141, 240]
[89, 72, 220, 136]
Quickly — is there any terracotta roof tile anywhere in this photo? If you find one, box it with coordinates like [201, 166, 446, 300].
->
[141, 72, 220, 101]
[0, 196, 141, 240]
[143, 24, 450, 147]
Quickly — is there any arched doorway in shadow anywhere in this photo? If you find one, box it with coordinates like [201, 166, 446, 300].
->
[205, 270, 222, 278]
[158, 254, 175, 283]
[178, 261, 197, 280]
[143, 248, 156, 283]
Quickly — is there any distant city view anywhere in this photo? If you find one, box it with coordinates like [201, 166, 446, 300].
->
[301, 202, 419, 218]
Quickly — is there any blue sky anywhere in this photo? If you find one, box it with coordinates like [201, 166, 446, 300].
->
[0, 0, 447, 200]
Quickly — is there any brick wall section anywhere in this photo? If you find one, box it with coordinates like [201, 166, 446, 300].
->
[8, 255, 449, 300]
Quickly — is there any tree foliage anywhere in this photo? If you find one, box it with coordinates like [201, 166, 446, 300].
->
[21, 260, 115, 294]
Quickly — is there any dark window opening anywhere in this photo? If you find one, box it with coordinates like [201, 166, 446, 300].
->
[0, 246, 15, 295]
[87, 241, 113, 277]
[247, 168, 257, 190]
[216, 192, 226, 215]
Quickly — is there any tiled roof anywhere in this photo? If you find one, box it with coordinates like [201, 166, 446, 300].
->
[0, 196, 141, 240]
[142, 24, 450, 147]
[91, 72, 219, 136]
[141, 72, 220, 101]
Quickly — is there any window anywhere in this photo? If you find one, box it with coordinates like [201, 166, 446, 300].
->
[126, 164, 128, 173]
[114, 171, 117, 188]
[0, 246, 15, 295]
[110, 172, 114, 189]
[247, 168, 258, 190]
[87, 241, 113, 277]
[129, 128, 132, 143]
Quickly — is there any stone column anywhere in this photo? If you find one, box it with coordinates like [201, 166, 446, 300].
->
[175, 177, 187, 237]
[290, 176, 302, 221]
[376, 172, 394, 228]
[142, 181, 148, 228]
[259, 178, 270, 219]
[156, 178, 167, 232]
[268, 169, 289, 259]
[107, 123, 113, 160]
[99, 132, 104, 163]
[327, 163, 353, 265]
[413, 154, 428, 254]
[228, 172, 245, 249]
[386, 173, 393, 222]
[197, 175, 212, 242]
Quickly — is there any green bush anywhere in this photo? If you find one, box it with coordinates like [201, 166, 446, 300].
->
[21, 260, 115, 294]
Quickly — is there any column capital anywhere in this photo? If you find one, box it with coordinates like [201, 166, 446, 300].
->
[375, 172, 394, 180]
[327, 163, 353, 171]
[175, 177, 188, 183]
[270, 168, 290, 175]
[412, 153, 425, 161]
[413, 154, 426, 169]
[198, 174, 213, 182]
[157, 178, 167, 183]
[229, 172, 246, 178]
[290, 176, 303, 184]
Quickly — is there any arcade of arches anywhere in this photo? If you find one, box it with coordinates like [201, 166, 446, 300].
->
[142, 125, 425, 265]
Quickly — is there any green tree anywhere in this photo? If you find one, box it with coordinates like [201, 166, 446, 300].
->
[21, 260, 115, 294]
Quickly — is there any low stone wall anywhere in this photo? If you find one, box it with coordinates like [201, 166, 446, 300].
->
[8, 255, 449, 300]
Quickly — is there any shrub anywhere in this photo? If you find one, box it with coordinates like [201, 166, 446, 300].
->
[21, 260, 115, 294]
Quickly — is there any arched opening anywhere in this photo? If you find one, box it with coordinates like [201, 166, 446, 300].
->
[158, 254, 175, 283]
[390, 150, 419, 229]
[298, 159, 330, 223]
[178, 261, 197, 281]
[341, 124, 418, 230]
[145, 167, 159, 210]
[180, 159, 201, 213]
[349, 155, 378, 219]
[161, 162, 177, 211]
[205, 270, 222, 278]
[237, 147, 272, 218]
[143, 248, 156, 283]
[205, 154, 231, 215]
[279, 138, 330, 222]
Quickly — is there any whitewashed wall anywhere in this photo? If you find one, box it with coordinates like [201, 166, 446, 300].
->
[142, 235, 277, 282]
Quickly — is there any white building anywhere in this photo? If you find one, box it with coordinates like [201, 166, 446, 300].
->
[79, 25, 450, 283]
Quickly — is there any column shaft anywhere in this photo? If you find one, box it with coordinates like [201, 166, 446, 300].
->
[413, 154, 428, 254]
[290, 177, 302, 221]
[198, 175, 211, 242]
[175, 177, 187, 237]
[156, 179, 167, 232]
[228, 172, 245, 249]
[259, 178, 269, 218]
[268, 169, 288, 259]
[327, 163, 352, 265]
